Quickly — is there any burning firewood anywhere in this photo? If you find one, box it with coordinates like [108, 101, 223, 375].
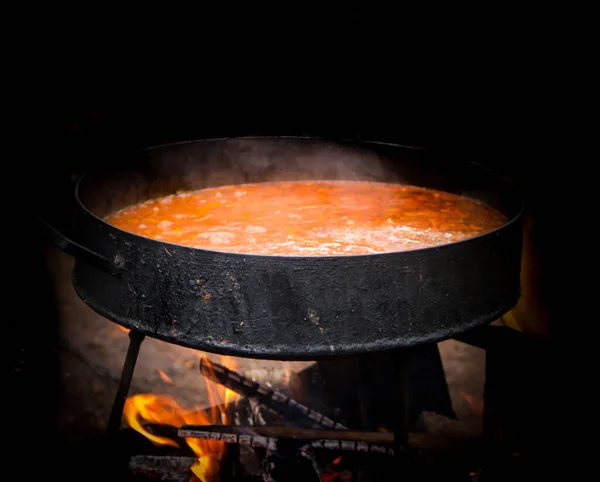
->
[127, 356, 477, 481]
[179, 424, 395, 456]
[181, 424, 394, 444]
[129, 451, 322, 482]
[199, 357, 348, 430]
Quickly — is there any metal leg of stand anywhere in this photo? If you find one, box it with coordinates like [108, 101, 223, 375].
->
[355, 348, 411, 480]
[393, 348, 410, 458]
[106, 330, 145, 434]
[355, 353, 378, 482]
[356, 354, 376, 431]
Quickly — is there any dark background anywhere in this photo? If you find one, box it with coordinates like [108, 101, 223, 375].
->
[6, 12, 576, 471]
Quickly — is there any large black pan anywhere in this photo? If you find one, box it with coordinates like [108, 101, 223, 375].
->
[45, 137, 523, 360]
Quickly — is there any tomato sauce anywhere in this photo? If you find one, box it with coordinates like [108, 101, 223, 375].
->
[105, 181, 507, 256]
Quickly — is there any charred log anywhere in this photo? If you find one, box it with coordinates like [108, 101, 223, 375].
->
[180, 424, 393, 444]
[129, 455, 196, 482]
[199, 358, 347, 429]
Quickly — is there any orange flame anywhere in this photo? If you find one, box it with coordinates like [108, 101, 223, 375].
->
[123, 355, 241, 482]
[117, 325, 130, 333]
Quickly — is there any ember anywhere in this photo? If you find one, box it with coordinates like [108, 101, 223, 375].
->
[156, 369, 175, 385]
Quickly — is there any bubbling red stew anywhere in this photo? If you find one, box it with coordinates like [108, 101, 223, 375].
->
[105, 181, 507, 256]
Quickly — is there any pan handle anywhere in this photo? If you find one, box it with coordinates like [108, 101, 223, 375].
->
[37, 216, 125, 276]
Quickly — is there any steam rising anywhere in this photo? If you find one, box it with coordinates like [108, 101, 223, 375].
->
[169, 138, 402, 192]
[81, 137, 515, 223]
[83, 138, 406, 218]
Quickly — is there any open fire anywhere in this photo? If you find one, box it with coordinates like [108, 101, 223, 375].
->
[124, 356, 241, 481]
[121, 354, 398, 481]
